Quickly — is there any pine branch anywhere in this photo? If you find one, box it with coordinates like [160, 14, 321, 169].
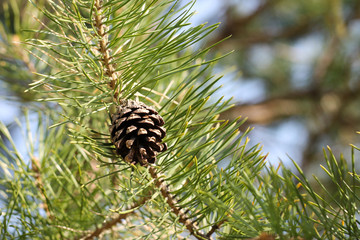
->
[206, 218, 227, 238]
[147, 165, 209, 240]
[93, 0, 120, 100]
[247, 232, 276, 240]
[31, 156, 53, 220]
[228, 0, 279, 27]
[92, 2, 211, 236]
[77, 194, 152, 240]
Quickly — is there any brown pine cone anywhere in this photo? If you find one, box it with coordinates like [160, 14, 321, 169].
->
[109, 100, 167, 165]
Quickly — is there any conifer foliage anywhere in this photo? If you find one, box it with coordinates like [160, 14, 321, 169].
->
[0, 0, 360, 239]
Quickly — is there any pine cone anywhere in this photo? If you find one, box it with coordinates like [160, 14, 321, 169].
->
[109, 100, 167, 165]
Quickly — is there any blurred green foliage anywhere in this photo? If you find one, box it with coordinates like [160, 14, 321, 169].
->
[213, 0, 360, 172]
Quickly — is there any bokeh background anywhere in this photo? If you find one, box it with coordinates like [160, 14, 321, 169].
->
[190, 0, 360, 177]
[1, 0, 360, 180]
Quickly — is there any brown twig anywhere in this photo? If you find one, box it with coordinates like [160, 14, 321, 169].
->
[93, 1, 214, 238]
[234, 17, 312, 46]
[77, 195, 151, 240]
[93, 0, 120, 101]
[211, 1, 312, 47]
[219, 89, 315, 125]
[247, 232, 276, 240]
[206, 218, 227, 238]
[147, 165, 209, 240]
[31, 157, 53, 219]
[219, 81, 360, 125]
[226, 0, 280, 28]
[211, 0, 280, 46]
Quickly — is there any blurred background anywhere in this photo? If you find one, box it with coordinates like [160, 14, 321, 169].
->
[190, 0, 360, 176]
[1, 0, 360, 178]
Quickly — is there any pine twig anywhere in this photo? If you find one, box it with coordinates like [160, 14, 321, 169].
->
[31, 157, 53, 220]
[227, 0, 279, 27]
[206, 219, 227, 238]
[77, 195, 151, 240]
[93, 1, 208, 238]
[93, 0, 120, 100]
[147, 165, 210, 240]
[247, 232, 276, 240]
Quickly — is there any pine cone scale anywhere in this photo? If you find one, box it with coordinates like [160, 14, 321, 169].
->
[113, 128, 124, 140]
[128, 113, 141, 121]
[126, 125, 137, 134]
[138, 128, 148, 135]
[149, 115, 164, 125]
[125, 138, 135, 149]
[148, 128, 165, 139]
[138, 119, 155, 126]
